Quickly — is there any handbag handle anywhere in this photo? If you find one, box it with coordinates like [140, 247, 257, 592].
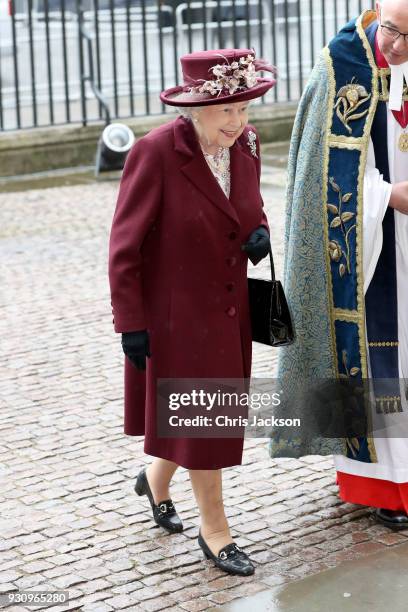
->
[268, 248, 276, 283]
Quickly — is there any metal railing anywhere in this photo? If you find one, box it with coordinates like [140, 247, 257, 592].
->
[0, 0, 376, 131]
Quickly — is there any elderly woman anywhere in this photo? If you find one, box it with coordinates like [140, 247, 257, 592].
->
[109, 48, 275, 576]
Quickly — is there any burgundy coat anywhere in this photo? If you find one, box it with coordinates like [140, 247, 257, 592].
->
[109, 116, 268, 469]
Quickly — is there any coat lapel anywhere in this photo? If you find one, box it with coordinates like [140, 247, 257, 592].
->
[229, 133, 259, 210]
[173, 117, 240, 226]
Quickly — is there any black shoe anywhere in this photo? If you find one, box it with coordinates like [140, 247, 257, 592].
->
[375, 508, 408, 530]
[198, 531, 255, 576]
[134, 467, 183, 534]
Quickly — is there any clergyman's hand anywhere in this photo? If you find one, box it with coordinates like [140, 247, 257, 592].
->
[121, 330, 151, 371]
[389, 181, 408, 215]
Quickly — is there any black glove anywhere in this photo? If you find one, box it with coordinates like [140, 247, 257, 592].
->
[121, 330, 151, 371]
[241, 226, 270, 264]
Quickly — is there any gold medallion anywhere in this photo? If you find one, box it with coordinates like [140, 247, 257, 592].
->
[399, 132, 408, 152]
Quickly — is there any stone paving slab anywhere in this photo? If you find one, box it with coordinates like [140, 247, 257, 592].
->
[1, 163, 407, 611]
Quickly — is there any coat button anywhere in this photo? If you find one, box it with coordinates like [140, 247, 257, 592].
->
[226, 282, 235, 292]
[226, 306, 236, 317]
[229, 231, 237, 240]
[226, 256, 237, 267]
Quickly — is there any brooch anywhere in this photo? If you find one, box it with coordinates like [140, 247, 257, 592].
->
[334, 78, 371, 134]
[247, 130, 258, 158]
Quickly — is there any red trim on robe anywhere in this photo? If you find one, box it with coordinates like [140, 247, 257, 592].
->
[337, 471, 408, 512]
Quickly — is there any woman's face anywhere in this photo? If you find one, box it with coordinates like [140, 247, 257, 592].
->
[192, 101, 250, 153]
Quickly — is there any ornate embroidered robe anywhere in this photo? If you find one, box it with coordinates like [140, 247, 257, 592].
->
[270, 10, 408, 509]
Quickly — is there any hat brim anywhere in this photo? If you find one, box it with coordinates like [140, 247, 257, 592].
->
[160, 77, 276, 107]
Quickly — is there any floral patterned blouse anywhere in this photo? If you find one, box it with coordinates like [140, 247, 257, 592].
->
[201, 146, 231, 198]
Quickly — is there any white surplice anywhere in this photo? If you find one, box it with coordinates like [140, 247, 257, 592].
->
[334, 107, 408, 483]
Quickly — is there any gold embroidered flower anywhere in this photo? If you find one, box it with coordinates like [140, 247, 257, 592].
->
[329, 240, 343, 262]
[327, 178, 356, 277]
[334, 78, 371, 134]
[337, 82, 369, 107]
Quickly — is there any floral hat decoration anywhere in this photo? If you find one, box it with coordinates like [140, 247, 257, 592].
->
[160, 48, 276, 107]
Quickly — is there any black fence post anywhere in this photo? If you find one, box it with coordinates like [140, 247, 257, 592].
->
[76, 0, 87, 126]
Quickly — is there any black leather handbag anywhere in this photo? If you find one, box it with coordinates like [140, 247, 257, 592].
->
[248, 249, 294, 347]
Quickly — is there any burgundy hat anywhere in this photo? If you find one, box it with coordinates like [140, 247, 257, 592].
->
[160, 48, 276, 107]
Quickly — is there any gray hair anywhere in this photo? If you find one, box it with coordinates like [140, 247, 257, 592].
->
[176, 100, 252, 120]
[176, 106, 203, 120]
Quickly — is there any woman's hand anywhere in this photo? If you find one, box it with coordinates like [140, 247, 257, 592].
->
[121, 330, 151, 370]
[241, 226, 270, 264]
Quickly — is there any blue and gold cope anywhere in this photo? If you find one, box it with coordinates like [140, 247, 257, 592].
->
[270, 10, 401, 462]
[328, 11, 400, 461]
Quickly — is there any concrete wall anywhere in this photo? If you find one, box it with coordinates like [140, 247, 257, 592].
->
[0, 103, 297, 177]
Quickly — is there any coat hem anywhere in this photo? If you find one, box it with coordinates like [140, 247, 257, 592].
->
[143, 441, 244, 470]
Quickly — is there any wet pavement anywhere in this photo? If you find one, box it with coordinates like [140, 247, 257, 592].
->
[217, 541, 408, 612]
[1, 144, 408, 611]
[0, 166, 115, 194]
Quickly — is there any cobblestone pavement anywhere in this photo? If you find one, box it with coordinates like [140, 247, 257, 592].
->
[1, 158, 408, 612]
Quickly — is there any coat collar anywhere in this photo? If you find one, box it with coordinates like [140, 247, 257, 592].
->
[173, 117, 256, 226]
